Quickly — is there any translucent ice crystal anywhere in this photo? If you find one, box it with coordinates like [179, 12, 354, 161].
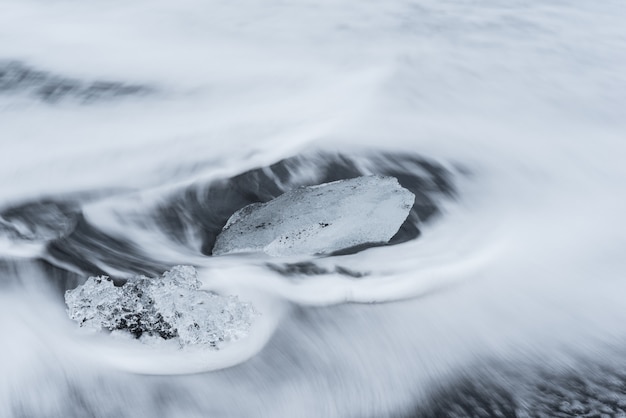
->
[65, 266, 256, 348]
[213, 175, 415, 256]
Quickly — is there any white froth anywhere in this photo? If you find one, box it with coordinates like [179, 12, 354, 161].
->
[1, 0, 626, 416]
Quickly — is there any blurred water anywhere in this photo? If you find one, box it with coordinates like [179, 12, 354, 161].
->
[1, 0, 626, 416]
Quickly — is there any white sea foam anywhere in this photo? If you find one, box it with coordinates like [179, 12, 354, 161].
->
[1, 0, 626, 416]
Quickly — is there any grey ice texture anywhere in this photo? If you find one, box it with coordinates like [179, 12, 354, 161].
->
[65, 266, 256, 348]
[213, 175, 415, 256]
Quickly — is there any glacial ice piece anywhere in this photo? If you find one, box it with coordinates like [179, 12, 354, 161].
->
[65, 266, 256, 348]
[212, 175, 415, 256]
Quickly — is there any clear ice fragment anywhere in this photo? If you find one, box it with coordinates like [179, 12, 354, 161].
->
[213, 175, 415, 256]
[65, 266, 256, 348]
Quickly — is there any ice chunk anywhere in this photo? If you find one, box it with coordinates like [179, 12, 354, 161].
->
[65, 266, 256, 348]
[213, 175, 415, 256]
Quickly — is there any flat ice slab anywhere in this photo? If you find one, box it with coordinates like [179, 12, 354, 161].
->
[213, 175, 415, 256]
